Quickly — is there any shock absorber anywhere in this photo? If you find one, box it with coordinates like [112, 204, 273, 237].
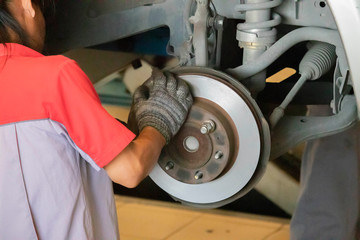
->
[235, 0, 283, 94]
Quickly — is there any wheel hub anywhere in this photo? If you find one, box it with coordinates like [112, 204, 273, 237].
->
[159, 98, 238, 184]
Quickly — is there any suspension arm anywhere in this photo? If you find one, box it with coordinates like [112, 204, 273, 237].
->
[227, 27, 346, 80]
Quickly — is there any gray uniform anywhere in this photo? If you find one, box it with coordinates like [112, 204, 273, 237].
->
[0, 43, 136, 239]
[291, 107, 360, 240]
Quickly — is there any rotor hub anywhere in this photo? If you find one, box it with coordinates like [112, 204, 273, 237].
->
[159, 98, 238, 184]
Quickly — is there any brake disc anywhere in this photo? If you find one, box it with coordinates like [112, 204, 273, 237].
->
[149, 67, 271, 208]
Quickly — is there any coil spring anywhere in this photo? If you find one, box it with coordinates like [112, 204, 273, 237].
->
[235, 0, 283, 31]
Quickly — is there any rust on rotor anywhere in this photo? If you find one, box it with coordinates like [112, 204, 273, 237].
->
[158, 97, 239, 184]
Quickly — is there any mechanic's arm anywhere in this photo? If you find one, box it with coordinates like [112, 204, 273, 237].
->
[104, 126, 165, 188]
[104, 69, 193, 188]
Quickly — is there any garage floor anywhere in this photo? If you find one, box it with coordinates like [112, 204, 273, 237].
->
[115, 195, 290, 240]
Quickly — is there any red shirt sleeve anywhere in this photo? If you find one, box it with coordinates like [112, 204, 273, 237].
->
[50, 60, 135, 168]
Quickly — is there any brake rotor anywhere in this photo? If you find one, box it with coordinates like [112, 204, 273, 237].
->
[149, 67, 270, 208]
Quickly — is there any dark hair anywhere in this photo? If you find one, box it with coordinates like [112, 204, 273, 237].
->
[0, 0, 55, 46]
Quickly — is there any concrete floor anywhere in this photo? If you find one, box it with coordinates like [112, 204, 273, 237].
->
[115, 195, 290, 240]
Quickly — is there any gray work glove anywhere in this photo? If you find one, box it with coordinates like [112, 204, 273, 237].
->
[128, 69, 193, 144]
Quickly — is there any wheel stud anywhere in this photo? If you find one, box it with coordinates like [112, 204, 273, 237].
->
[200, 120, 216, 134]
[194, 171, 203, 180]
[165, 162, 174, 171]
[215, 151, 224, 160]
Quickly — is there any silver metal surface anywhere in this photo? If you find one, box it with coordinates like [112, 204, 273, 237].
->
[189, 0, 209, 66]
[165, 162, 174, 171]
[87, 0, 166, 17]
[214, 151, 223, 160]
[200, 120, 216, 134]
[275, 0, 336, 29]
[227, 27, 344, 80]
[235, 0, 282, 94]
[194, 171, 204, 180]
[270, 96, 358, 160]
[328, 0, 360, 116]
[150, 69, 270, 205]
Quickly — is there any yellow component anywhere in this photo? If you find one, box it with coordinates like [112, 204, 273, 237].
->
[266, 68, 297, 83]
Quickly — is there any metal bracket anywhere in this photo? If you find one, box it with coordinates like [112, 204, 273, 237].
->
[333, 58, 351, 114]
[189, 0, 209, 66]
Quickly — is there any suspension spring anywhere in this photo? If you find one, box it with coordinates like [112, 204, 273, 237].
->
[235, 0, 283, 51]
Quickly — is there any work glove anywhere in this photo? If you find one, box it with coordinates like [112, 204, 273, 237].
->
[128, 68, 193, 144]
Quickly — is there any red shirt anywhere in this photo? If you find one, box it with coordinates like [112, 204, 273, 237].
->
[0, 43, 135, 168]
[0, 43, 136, 239]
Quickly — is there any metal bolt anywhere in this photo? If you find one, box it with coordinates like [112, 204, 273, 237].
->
[200, 120, 216, 134]
[194, 171, 203, 180]
[165, 162, 174, 171]
[215, 151, 224, 160]
[215, 16, 225, 30]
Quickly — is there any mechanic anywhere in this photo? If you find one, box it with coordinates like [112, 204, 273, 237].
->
[290, 106, 360, 240]
[0, 0, 193, 239]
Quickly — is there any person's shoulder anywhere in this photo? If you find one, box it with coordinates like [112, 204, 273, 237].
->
[27, 54, 87, 82]
[35, 54, 78, 71]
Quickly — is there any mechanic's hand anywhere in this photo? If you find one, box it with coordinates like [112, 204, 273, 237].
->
[129, 68, 193, 144]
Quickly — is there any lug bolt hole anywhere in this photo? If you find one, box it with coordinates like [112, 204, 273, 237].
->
[319, 1, 326, 8]
[315, 1, 326, 8]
